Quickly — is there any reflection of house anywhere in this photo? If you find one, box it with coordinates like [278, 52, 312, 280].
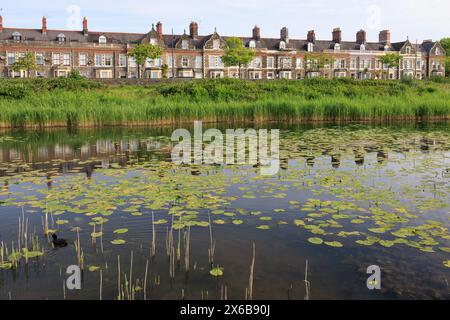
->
[0, 15, 446, 80]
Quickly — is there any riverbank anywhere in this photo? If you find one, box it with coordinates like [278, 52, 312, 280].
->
[0, 78, 449, 128]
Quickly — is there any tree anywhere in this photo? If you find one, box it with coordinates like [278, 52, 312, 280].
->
[439, 38, 450, 77]
[221, 37, 256, 79]
[304, 53, 333, 78]
[127, 44, 162, 79]
[12, 52, 40, 78]
[380, 53, 401, 80]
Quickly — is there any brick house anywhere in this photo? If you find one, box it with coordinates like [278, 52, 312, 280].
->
[0, 16, 446, 80]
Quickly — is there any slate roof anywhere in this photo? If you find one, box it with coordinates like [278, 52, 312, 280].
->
[0, 27, 440, 54]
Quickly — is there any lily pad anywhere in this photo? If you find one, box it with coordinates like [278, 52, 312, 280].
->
[111, 239, 126, 245]
[113, 228, 129, 234]
[308, 237, 323, 245]
[324, 241, 343, 248]
[210, 267, 224, 277]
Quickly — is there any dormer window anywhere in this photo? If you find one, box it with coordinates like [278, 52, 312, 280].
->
[12, 32, 22, 42]
[279, 41, 286, 50]
[213, 39, 220, 50]
[57, 33, 66, 43]
[436, 48, 441, 55]
[405, 47, 411, 54]
[249, 40, 256, 48]
[150, 38, 157, 45]
[334, 43, 340, 51]
[181, 40, 189, 50]
[99, 36, 107, 44]
[384, 45, 390, 52]
[307, 42, 314, 52]
[360, 44, 365, 52]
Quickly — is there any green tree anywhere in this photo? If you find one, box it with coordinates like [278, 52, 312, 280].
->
[127, 44, 162, 79]
[380, 53, 401, 79]
[304, 53, 333, 78]
[439, 38, 450, 77]
[221, 37, 256, 79]
[12, 52, 40, 78]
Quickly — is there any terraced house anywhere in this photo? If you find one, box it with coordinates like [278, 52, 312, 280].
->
[0, 16, 446, 80]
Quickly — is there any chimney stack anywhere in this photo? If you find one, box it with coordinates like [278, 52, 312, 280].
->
[280, 27, 289, 43]
[190, 21, 198, 39]
[253, 25, 261, 41]
[307, 30, 316, 43]
[379, 30, 391, 46]
[156, 21, 163, 39]
[356, 29, 366, 45]
[42, 16, 47, 34]
[0, 16, 3, 33]
[83, 17, 88, 35]
[332, 28, 341, 43]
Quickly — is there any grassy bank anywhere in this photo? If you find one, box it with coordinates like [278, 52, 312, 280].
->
[0, 77, 449, 128]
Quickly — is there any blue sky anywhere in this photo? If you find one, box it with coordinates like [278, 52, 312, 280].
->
[2, 0, 449, 42]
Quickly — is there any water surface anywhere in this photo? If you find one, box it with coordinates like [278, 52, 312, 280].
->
[0, 122, 449, 300]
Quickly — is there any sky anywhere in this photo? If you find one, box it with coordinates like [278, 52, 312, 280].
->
[1, 0, 449, 42]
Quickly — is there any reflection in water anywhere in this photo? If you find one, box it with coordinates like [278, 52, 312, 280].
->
[0, 123, 449, 300]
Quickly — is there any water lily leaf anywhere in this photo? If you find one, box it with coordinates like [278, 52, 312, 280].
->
[294, 220, 305, 226]
[113, 228, 128, 234]
[210, 267, 224, 277]
[257, 225, 271, 230]
[379, 240, 395, 248]
[111, 239, 126, 245]
[214, 219, 226, 225]
[308, 237, 323, 245]
[232, 220, 243, 225]
[89, 266, 101, 272]
[91, 232, 103, 238]
[56, 220, 69, 225]
[444, 260, 450, 268]
[325, 241, 343, 248]
[0, 262, 13, 269]
[439, 247, 450, 253]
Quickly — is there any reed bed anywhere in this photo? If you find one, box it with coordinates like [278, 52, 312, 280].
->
[0, 78, 448, 129]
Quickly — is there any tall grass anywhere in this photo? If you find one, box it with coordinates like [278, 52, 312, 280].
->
[0, 78, 448, 128]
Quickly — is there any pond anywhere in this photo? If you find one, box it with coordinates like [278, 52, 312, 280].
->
[0, 122, 449, 300]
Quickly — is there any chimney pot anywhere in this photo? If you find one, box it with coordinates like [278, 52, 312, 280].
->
[307, 30, 316, 43]
[42, 16, 47, 34]
[190, 21, 198, 39]
[281, 27, 289, 43]
[0, 16, 3, 33]
[332, 28, 341, 43]
[83, 17, 88, 35]
[156, 21, 163, 39]
[357, 29, 366, 45]
[253, 25, 261, 41]
[379, 30, 390, 46]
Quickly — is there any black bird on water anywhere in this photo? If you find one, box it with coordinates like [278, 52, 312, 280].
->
[52, 234, 68, 247]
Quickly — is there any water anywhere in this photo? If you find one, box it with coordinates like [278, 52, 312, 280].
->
[0, 122, 449, 300]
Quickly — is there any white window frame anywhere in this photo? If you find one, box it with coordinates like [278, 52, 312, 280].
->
[79, 53, 87, 66]
[195, 56, 203, 69]
[267, 57, 275, 69]
[7, 52, 15, 65]
[63, 53, 71, 66]
[52, 53, 61, 66]
[119, 54, 127, 67]
[35, 53, 44, 66]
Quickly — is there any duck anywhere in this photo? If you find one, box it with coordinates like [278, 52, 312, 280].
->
[52, 234, 68, 247]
